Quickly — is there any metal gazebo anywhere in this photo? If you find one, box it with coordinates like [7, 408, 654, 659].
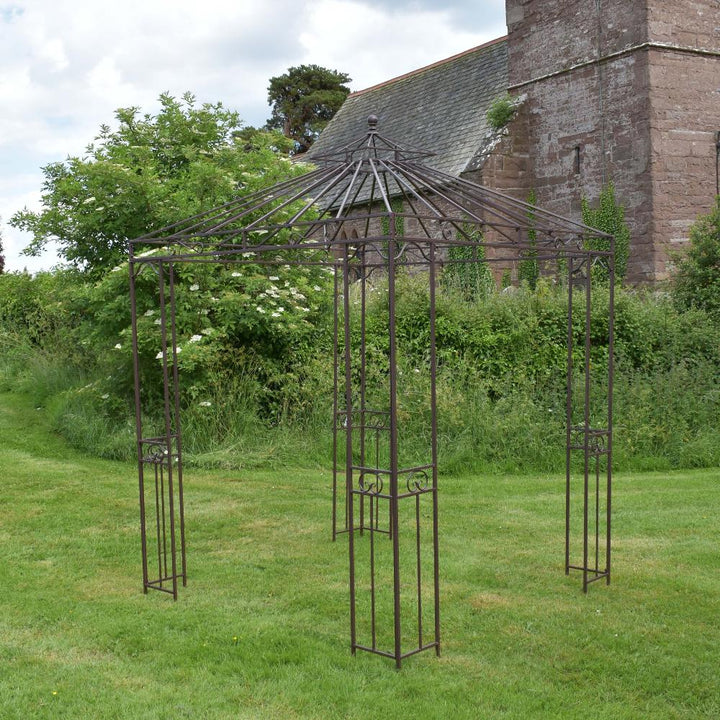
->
[129, 116, 614, 667]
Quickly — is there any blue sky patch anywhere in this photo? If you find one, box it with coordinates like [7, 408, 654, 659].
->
[1, 5, 24, 23]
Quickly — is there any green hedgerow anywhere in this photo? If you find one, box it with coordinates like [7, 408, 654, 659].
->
[672, 196, 720, 317]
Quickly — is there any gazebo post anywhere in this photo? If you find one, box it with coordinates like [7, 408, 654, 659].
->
[166, 264, 187, 588]
[565, 254, 574, 576]
[331, 263, 340, 541]
[132, 258, 186, 600]
[342, 243, 357, 654]
[606, 242, 615, 585]
[429, 241, 441, 656]
[565, 251, 612, 592]
[582, 252, 592, 593]
[387, 231, 403, 669]
[129, 250, 149, 594]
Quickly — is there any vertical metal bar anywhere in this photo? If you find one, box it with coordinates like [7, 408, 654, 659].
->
[416, 493, 423, 648]
[607, 245, 615, 584]
[160, 463, 167, 579]
[332, 264, 339, 540]
[375, 426, 385, 535]
[168, 265, 187, 587]
[565, 256, 574, 575]
[129, 253, 149, 593]
[359, 248, 367, 533]
[155, 464, 162, 581]
[595, 454, 600, 572]
[342, 244, 357, 654]
[583, 257, 592, 593]
[429, 241, 441, 655]
[375, 427, 380, 470]
[375, 429, 380, 530]
[388, 227, 403, 669]
[157, 263, 179, 600]
[370, 490, 377, 650]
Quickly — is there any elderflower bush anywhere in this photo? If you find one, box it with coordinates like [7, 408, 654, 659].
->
[83, 246, 333, 421]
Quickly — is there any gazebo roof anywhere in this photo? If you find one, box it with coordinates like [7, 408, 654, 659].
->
[130, 117, 611, 265]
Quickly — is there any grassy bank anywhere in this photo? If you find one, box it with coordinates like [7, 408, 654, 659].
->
[1, 391, 719, 719]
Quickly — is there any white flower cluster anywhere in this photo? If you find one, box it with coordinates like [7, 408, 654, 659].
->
[155, 347, 182, 360]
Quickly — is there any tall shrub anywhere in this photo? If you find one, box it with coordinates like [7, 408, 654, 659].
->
[672, 197, 720, 317]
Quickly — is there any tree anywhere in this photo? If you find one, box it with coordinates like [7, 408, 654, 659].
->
[672, 197, 720, 317]
[11, 92, 299, 276]
[266, 64, 351, 153]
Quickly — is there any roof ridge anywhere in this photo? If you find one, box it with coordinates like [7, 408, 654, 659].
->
[349, 35, 508, 98]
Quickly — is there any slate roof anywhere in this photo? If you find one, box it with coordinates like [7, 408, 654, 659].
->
[306, 37, 509, 177]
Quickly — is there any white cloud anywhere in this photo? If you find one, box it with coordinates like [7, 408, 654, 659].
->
[0, 0, 505, 273]
[298, 0, 502, 92]
[0, 175, 61, 273]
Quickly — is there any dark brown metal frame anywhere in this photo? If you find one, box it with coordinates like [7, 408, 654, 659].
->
[129, 117, 614, 667]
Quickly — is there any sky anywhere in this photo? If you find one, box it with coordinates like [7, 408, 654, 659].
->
[0, 0, 506, 272]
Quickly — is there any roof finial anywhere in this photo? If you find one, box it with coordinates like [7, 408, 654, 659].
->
[367, 114, 378, 132]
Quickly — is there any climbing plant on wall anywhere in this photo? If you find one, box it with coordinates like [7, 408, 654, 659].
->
[581, 182, 630, 283]
[518, 189, 539, 289]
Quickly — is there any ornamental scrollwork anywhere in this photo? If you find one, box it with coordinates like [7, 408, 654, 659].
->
[570, 426, 608, 456]
[142, 443, 169, 465]
[358, 472, 384, 495]
[440, 220, 455, 242]
[406, 469, 430, 493]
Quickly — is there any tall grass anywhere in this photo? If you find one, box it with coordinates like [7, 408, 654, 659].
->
[1, 270, 719, 474]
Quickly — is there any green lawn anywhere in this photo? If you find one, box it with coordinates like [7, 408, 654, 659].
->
[1, 392, 719, 719]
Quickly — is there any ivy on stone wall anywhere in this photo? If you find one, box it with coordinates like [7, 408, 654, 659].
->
[581, 182, 630, 283]
[380, 198, 405, 238]
[443, 225, 495, 300]
[518, 189, 539, 288]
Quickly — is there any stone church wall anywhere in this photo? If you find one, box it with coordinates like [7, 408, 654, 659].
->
[504, 0, 720, 283]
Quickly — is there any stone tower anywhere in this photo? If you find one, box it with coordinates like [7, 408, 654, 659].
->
[506, 0, 720, 282]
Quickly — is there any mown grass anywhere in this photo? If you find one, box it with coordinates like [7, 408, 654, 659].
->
[1, 391, 719, 719]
